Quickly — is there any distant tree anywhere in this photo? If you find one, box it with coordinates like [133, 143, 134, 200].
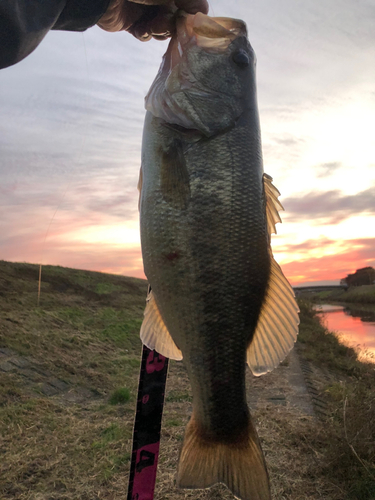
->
[342, 267, 375, 287]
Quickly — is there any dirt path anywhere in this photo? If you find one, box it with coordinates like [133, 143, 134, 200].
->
[154, 347, 341, 500]
[247, 347, 333, 419]
[0, 347, 95, 403]
[247, 349, 315, 416]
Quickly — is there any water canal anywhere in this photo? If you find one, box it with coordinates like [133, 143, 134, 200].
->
[315, 303, 375, 361]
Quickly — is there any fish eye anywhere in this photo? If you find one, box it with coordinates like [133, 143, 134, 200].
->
[232, 49, 250, 67]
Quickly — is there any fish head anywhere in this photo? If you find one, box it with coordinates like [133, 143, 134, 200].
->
[145, 13, 257, 137]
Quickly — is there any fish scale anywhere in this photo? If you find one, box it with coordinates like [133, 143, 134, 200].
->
[138, 12, 299, 500]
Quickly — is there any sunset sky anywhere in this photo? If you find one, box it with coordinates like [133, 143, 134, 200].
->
[1, 0, 374, 286]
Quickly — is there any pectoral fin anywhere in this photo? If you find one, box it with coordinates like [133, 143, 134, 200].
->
[160, 140, 190, 210]
[247, 256, 299, 376]
[137, 165, 143, 211]
[140, 289, 183, 360]
[246, 174, 299, 376]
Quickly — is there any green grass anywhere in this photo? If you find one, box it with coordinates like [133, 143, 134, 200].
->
[109, 387, 131, 405]
[165, 390, 192, 403]
[95, 282, 123, 295]
[298, 300, 360, 375]
[165, 418, 182, 427]
[339, 284, 375, 304]
[91, 423, 132, 448]
[100, 319, 143, 347]
[305, 284, 375, 304]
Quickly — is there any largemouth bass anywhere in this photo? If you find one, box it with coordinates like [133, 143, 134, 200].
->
[138, 12, 299, 500]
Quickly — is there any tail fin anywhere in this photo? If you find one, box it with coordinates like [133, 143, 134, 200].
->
[177, 413, 271, 500]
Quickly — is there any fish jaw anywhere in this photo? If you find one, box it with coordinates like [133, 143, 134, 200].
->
[145, 13, 257, 137]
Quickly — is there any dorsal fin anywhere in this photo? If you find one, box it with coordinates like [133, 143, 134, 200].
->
[247, 174, 299, 376]
[263, 173, 284, 235]
[140, 289, 183, 360]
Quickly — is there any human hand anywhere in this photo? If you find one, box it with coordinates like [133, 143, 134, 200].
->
[97, 0, 209, 41]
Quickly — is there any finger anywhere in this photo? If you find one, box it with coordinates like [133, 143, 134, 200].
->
[148, 8, 174, 35]
[120, 1, 145, 30]
[175, 0, 209, 14]
[129, 0, 209, 14]
[130, 24, 153, 40]
[129, 0, 172, 5]
[98, 0, 145, 31]
[127, 4, 161, 39]
[152, 34, 170, 40]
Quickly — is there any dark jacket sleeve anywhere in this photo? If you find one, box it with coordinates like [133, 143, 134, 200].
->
[0, 0, 110, 70]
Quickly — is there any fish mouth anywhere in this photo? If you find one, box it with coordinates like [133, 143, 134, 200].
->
[145, 13, 250, 136]
[177, 12, 247, 51]
[167, 13, 247, 71]
[152, 12, 248, 81]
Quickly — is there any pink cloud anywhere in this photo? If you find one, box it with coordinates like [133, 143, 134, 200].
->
[280, 238, 375, 285]
[3, 240, 145, 280]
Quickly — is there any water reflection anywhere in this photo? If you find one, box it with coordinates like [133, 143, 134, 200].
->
[315, 303, 375, 361]
[343, 305, 375, 323]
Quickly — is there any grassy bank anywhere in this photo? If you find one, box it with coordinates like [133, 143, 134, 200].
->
[1, 260, 375, 499]
[303, 284, 375, 304]
[0, 260, 148, 499]
[297, 300, 375, 498]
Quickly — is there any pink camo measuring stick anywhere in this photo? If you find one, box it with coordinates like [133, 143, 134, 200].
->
[127, 345, 169, 500]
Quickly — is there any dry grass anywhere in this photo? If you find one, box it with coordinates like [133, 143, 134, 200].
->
[297, 300, 375, 499]
[0, 260, 145, 499]
[1, 261, 374, 499]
